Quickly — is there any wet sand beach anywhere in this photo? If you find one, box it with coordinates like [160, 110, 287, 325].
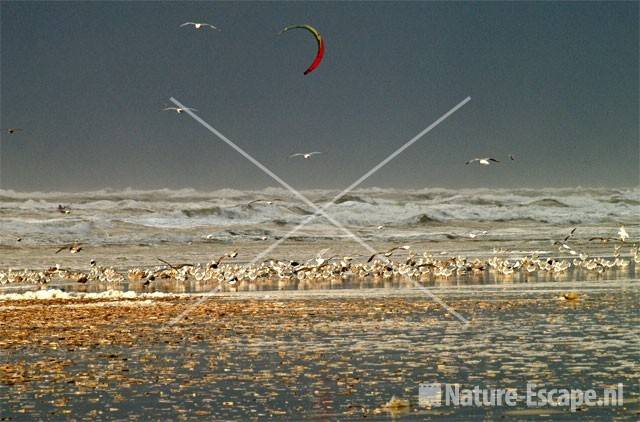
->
[1, 188, 638, 419]
[2, 0, 638, 418]
[1, 286, 638, 419]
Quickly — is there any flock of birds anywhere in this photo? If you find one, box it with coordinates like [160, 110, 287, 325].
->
[1, 226, 636, 289]
[5, 24, 215, 136]
[0, 20, 632, 293]
[2, 19, 513, 166]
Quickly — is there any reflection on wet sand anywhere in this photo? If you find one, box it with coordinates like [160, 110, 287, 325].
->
[0, 287, 638, 419]
[1, 247, 637, 295]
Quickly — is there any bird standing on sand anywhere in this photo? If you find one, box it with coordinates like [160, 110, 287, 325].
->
[58, 205, 71, 214]
[2, 128, 22, 135]
[465, 158, 500, 166]
[618, 225, 629, 242]
[163, 107, 197, 114]
[180, 22, 219, 30]
[289, 152, 322, 159]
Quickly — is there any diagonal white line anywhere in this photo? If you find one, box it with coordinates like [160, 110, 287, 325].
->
[339, 97, 471, 199]
[255, 97, 472, 248]
[168, 97, 469, 325]
[170, 97, 371, 249]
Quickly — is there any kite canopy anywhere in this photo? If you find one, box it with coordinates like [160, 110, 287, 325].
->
[279, 24, 325, 75]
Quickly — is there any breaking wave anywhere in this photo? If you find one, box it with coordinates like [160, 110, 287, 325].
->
[1, 187, 638, 245]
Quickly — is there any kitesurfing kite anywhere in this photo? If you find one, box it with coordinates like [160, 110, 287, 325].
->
[279, 24, 325, 75]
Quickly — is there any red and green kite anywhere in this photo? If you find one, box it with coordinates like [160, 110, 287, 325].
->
[279, 24, 325, 75]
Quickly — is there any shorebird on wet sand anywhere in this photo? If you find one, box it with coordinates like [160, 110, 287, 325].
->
[2, 128, 23, 135]
[58, 205, 71, 214]
[75, 274, 88, 284]
[465, 158, 500, 166]
[618, 225, 629, 242]
[143, 274, 155, 287]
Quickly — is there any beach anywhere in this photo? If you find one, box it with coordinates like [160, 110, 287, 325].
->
[2, 0, 638, 418]
[1, 287, 638, 419]
[1, 188, 639, 419]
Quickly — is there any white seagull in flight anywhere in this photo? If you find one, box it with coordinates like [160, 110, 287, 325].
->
[180, 22, 219, 30]
[465, 157, 500, 166]
[163, 107, 197, 114]
[289, 152, 322, 159]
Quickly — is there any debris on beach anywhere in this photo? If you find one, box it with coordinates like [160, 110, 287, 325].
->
[562, 292, 580, 301]
[383, 395, 410, 409]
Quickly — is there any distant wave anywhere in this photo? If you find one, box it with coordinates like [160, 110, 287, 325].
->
[181, 206, 225, 218]
[413, 213, 447, 225]
[1, 187, 638, 245]
[524, 198, 570, 208]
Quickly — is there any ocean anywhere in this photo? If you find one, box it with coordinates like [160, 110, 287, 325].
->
[1, 187, 638, 419]
[1, 186, 637, 247]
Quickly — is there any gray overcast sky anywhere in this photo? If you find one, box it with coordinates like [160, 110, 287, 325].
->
[1, 1, 638, 191]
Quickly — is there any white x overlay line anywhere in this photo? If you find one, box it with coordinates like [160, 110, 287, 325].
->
[169, 96, 471, 325]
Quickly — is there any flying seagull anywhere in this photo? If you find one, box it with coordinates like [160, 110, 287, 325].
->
[509, 154, 516, 161]
[562, 227, 577, 242]
[588, 237, 620, 243]
[465, 158, 500, 166]
[55, 242, 82, 254]
[247, 199, 282, 207]
[289, 152, 322, 159]
[157, 258, 193, 270]
[468, 230, 489, 239]
[2, 128, 22, 134]
[208, 250, 239, 269]
[163, 107, 197, 114]
[180, 22, 219, 30]
[367, 245, 411, 263]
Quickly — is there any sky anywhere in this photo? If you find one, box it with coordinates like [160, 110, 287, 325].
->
[0, 1, 638, 191]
